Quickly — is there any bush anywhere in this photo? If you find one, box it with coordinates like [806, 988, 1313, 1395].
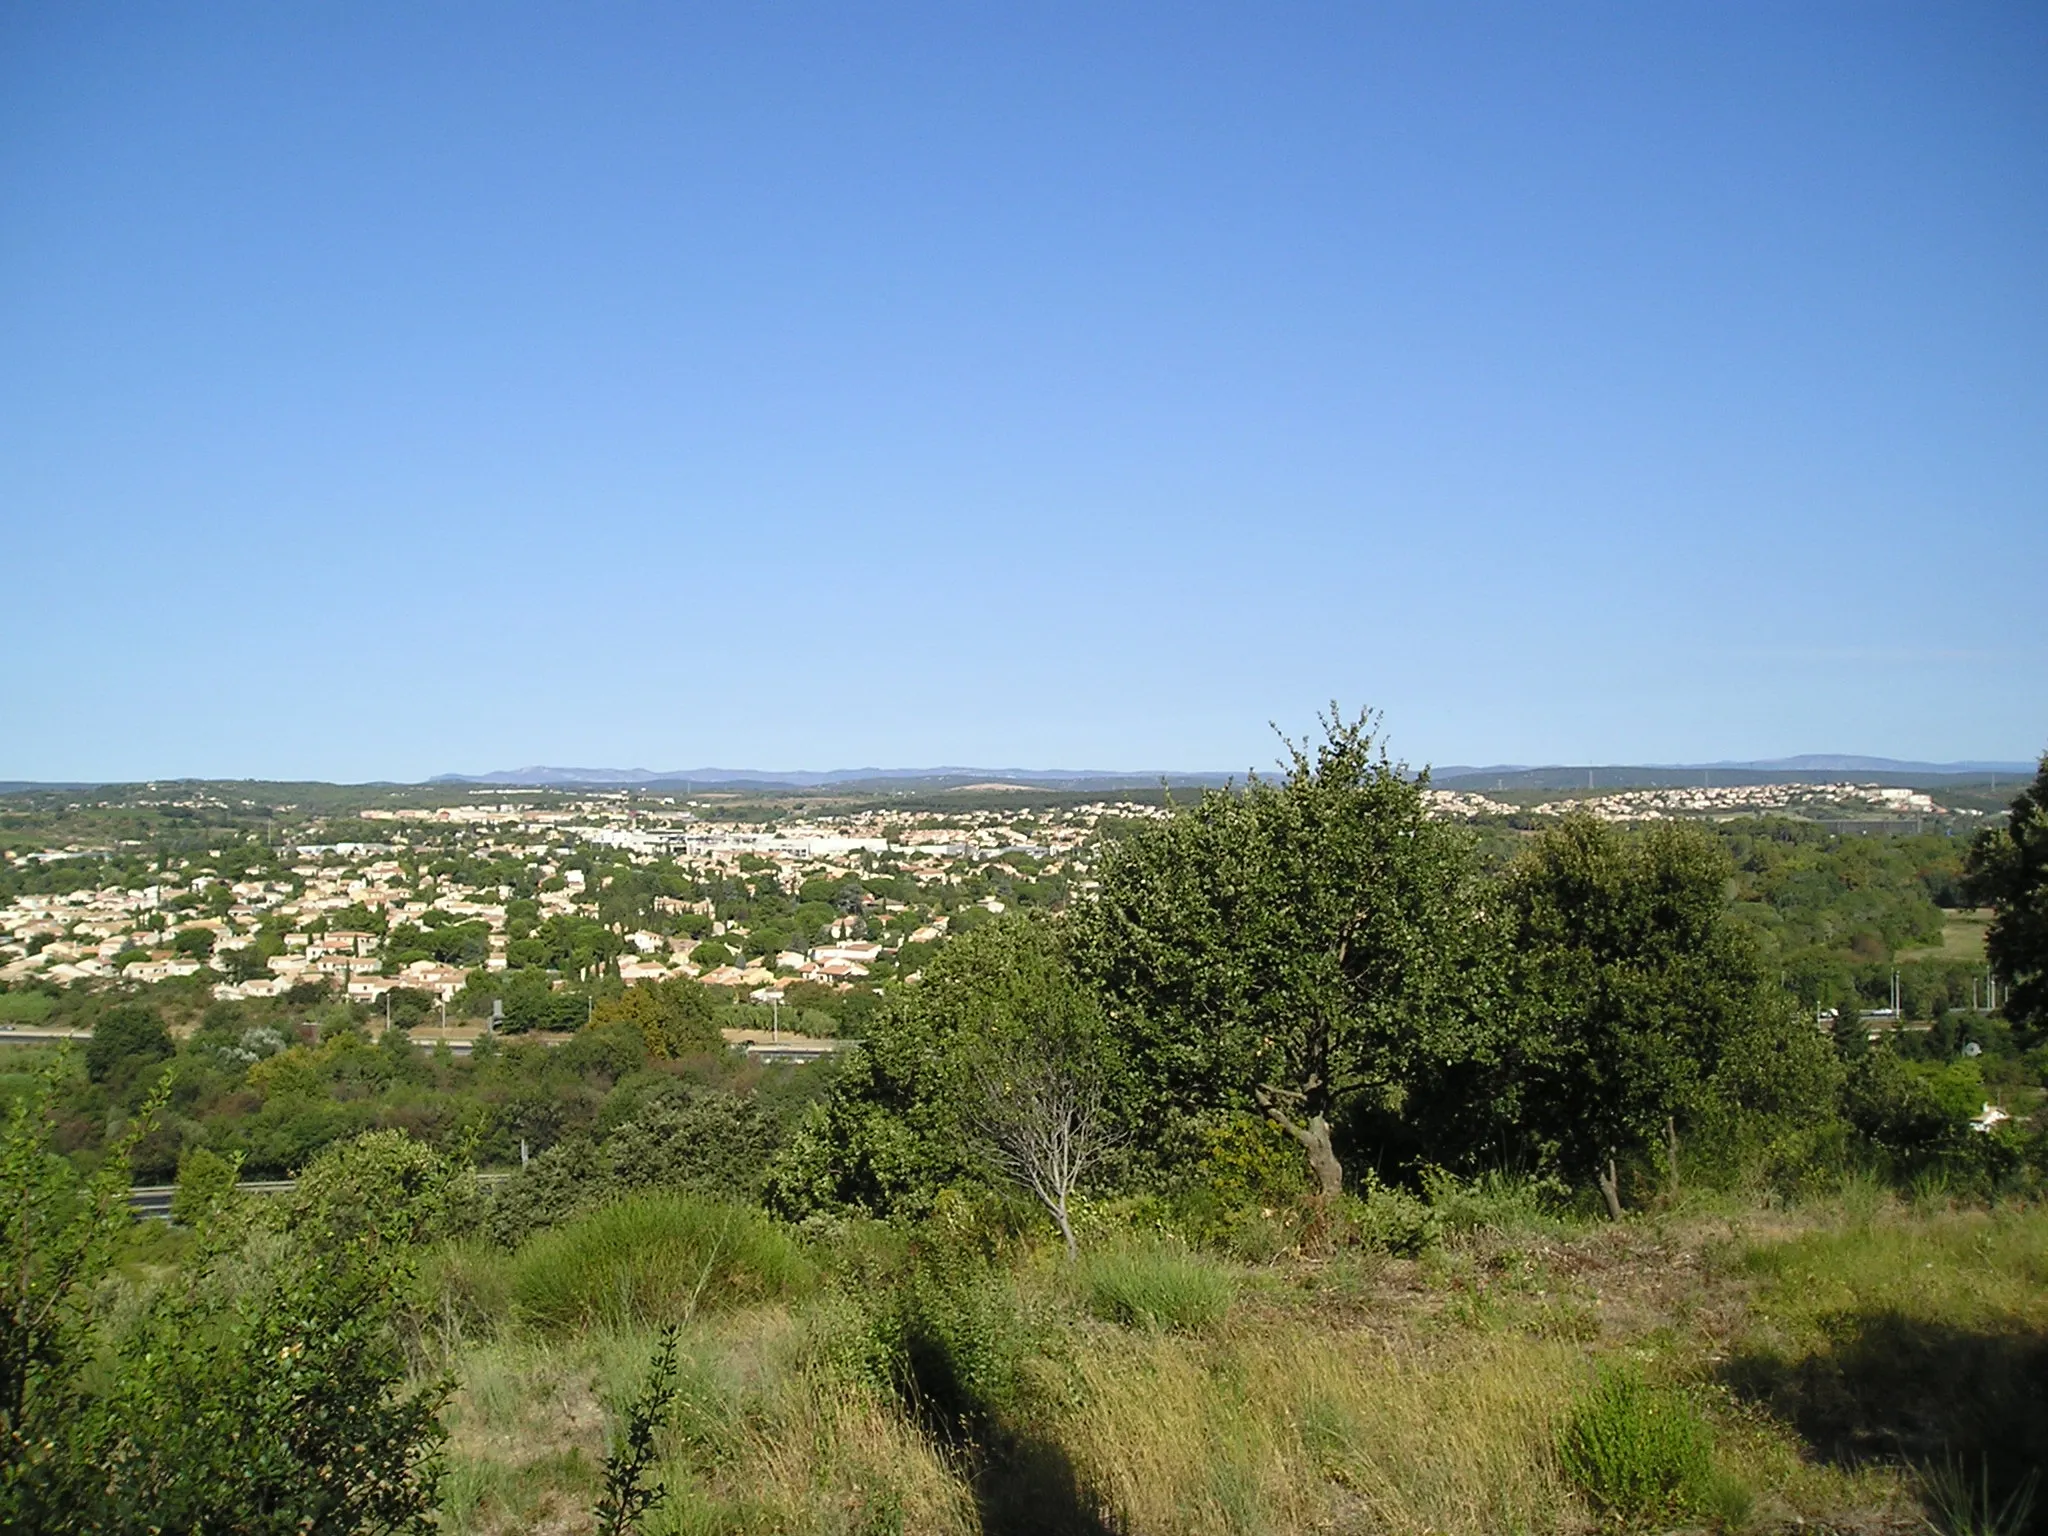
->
[1077, 1241, 1235, 1333]
[482, 1090, 782, 1248]
[509, 1193, 811, 1333]
[1420, 1167, 1568, 1237]
[0, 1107, 450, 1534]
[1343, 1176, 1441, 1256]
[1556, 1365, 1715, 1523]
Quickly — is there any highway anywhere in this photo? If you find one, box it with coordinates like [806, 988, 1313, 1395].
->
[128, 1170, 510, 1220]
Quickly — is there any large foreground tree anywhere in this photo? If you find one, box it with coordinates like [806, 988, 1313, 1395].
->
[1070, 710, 1492, 1200]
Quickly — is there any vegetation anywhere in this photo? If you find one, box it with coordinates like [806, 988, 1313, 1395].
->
[3, 725, 2047, 1532]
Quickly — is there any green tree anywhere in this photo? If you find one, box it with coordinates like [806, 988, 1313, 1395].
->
[1070, 711, 1490, 1199]
[689, 940, 734, 971]
[1964, 752, 2048, 1039]
[766, 917, 1094, 1218]
[589, 979, 719, 1059]
[171, 926, 216, 961]
[1496, 817, 1840, 1211]
[84, 1004, 173, 1084]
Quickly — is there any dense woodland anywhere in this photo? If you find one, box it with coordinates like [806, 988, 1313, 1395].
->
[4, 724, 2046, 1534]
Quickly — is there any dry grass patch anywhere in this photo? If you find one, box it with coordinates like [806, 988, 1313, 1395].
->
[1058, 1312, 1576, 1536]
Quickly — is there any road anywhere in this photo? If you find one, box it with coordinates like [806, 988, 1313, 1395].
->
[128, 1170, 510, 1220]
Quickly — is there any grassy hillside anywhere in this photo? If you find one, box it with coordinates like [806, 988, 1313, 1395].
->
[411, 1188, 2046, 1536]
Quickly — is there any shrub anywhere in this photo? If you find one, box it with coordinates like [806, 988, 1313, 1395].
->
[1343, 1176, 1441, 1256]
[1077, 1241, 1235, 1333]
[483, 1091, 782, 1248]
[1420, 1167, 1569, 1238]
[1556, 1365, 1714, 1523]
[510, 1193, 811, 1333]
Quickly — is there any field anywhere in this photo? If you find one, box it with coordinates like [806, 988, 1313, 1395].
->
[1896, 910, 1993, 965]
[418, 1190, 2048, 1536]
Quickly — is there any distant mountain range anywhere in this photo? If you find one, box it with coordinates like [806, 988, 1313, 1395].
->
[1, 757, 2031, 798]
[428, 765, 1228, 790]
[430, 756, 2037, 792]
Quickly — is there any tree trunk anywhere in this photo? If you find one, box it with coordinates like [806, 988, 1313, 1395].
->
[1255, 1084, 1344, 1201]
[1276, 1111, 1344, 1200]
[1597, 1158, 1623, 1221]
[1052, 1195, 1078, 1262]
[1664, 1117, 1680, 1198]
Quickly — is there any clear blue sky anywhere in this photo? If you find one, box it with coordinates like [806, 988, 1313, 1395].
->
[3, 3, 2043, 781]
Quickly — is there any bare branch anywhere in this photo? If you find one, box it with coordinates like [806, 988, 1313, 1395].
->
[970, 1037, 1124, 1260]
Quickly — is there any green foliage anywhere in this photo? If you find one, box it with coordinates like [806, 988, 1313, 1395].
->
[594, 1325, 683, 1536]
[1419, 1167, 1569, 1238]
[1076, 1241, 1235, 1333]
[1486, 816, 1842, 1190]
[1341, 1175, 1442, 1256]
[1720, 818, 1958, 979]
[1072, 709, 1491, 1195]
[688, 939, 734, 970]
[1557, 1365, 1716, 1524]
[0, 991, 56, 1025]
[847, 1237, 1038, 1442]
[84, 1003, 172, 1084]
[387, 918, 492, 967]
[0, 1070, 167, 1522]
[170, 1143, 241, 1226]
[171, 925, 216, 960]
[485, 1089, 781, 1246]
[2, 1101, 448, 1533]
[509, 1193, 811, 1333]
[765, 916, 1095, 1220]
[588, 977, 719, 1059]
[1966, 752, 2048, 1038]
[462, 966, 592, 1033]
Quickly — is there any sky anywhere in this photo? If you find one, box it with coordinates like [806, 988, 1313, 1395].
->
[2, 3, 2043, 782]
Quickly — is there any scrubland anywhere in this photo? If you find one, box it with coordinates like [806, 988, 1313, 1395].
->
[417, 1185, 2048, 1536]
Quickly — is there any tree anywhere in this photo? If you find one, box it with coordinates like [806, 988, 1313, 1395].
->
[969, 1027, 1122, 1259]
[1070, 710, 1490, 1200]
[171, 926, 216, 960]
[589, 979, 719, 1058]
[1494, 817, 1839, 1211]
[1964, 752, 2048, 1039]
[84, 1004, 172, 1084]
[765, 917, 1100, 1219]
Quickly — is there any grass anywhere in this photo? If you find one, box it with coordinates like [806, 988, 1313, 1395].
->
[510, 1193, 814, 1334]
[1727, 1202, 2048, 1532]
[421, 1192, 2048, 1535]
[1897, 908, 1993, 963]
[1075, 1240, 1236, 1333]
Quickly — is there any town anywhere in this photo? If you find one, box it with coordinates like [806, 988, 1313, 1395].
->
[3, 777, 1972, 1019]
